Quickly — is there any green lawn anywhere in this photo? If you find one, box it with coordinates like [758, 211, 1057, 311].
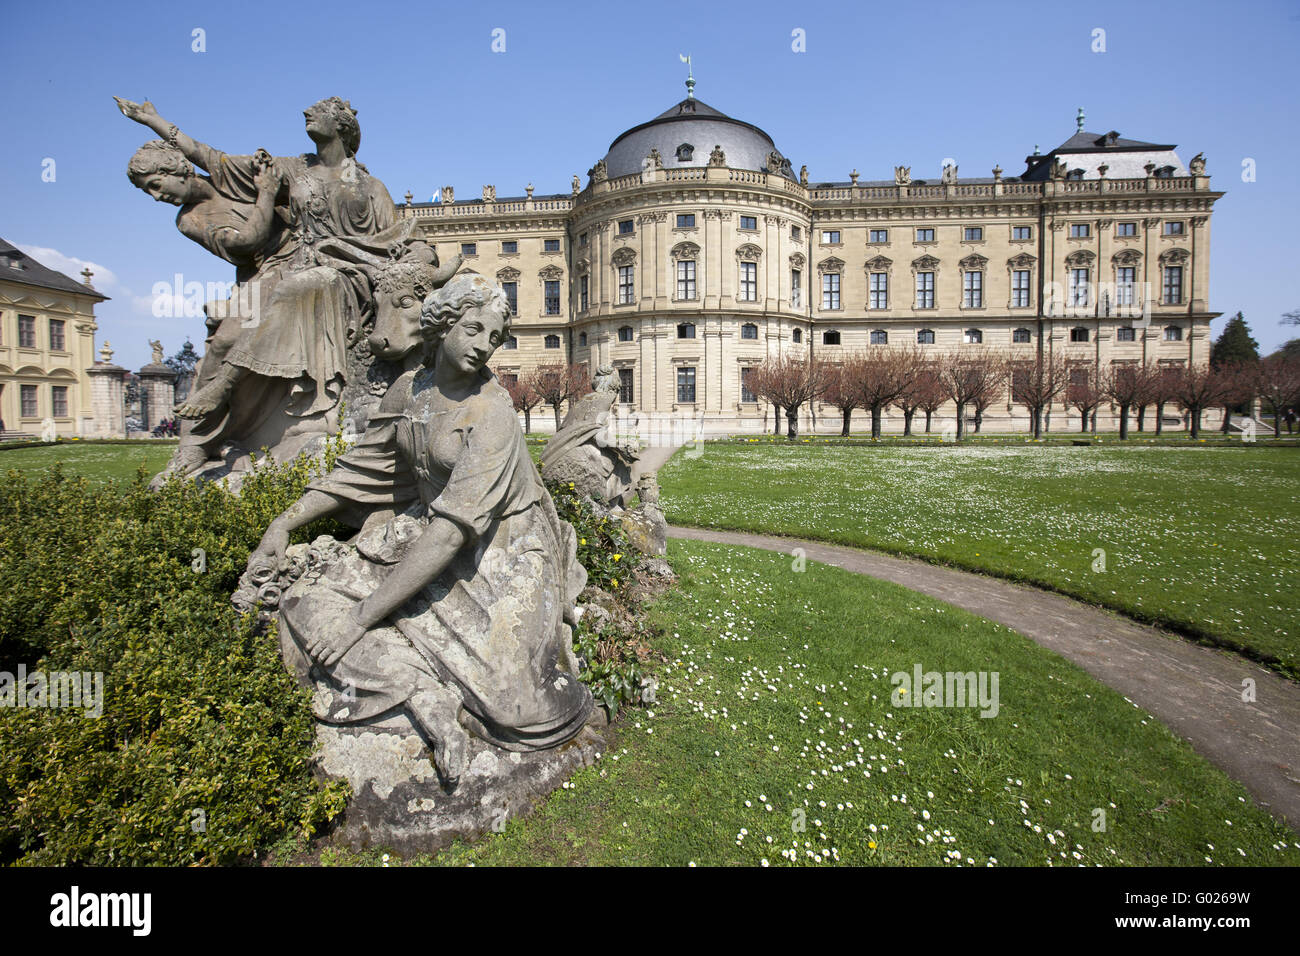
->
[308, 542, 1299, 866]
[0, 441, 176, 484]
[658, 444, 1300, 678]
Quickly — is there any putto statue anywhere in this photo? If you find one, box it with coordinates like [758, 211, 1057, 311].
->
[117, 95, 456, 488]
[235, 273, 600, 844]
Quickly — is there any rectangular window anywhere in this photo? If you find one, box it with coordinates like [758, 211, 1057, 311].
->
[1070, 268, 1090, 306]
[49, 319, 65, 351]
[740, 367, 757, 403]
[501, 240, 518, 254]
[1116, 267, 1135, 306]
[544, 280, 561, 315]
[962, 270, 983, 308]
[1012, 270, 1031, 308]
[791, 226, 802, 243]
[1070, 223, 1091, 238]
[791, 269, 802, 307]
[1012, 226, 1032, 240]
[543, 238, 561, 252]
[869, 272, 888, 310]
[741, 323, 758, 340]
[580, 275, 589, 312]
[1163, 221, 1185, 236]
[739, 261, 757, 301]
[870, 330, 888, 345]
[676, 213, 696, 228]
[579, 232, 588, 246]
[821, 273, 840, 310]
[461, 242, 477, 256]
[618, 368, 634, 404]
[51, 386, 68, 418]
[1117, 222, 1137, 237]
[870, 229, 888, 243]
[618, 265, 635, 304]
[20, 384, 37, 417]
[821, 230, 840, 244]
[1163, 266, 1183, 304]
[1117, 326, 1136, 342]
[677, 260, 696, 300]
[618, 219, 634, 235]
[740, 215, 758, 231]
[917, 329, 935, 344]
[18, 314, 36, 348]
[677, 366, 696, 403]
[964, 227, 983, 241]
[502, 282, 518, 315]
[915, 272, 934, 309]
[916, 228, 935, 242]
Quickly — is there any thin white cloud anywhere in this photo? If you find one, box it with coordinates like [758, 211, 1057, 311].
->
[15, 244, 121, 291]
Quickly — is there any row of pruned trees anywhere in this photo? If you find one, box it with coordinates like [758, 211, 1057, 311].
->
[495, 362, 591, 433]
[745, 349, 1300, 441]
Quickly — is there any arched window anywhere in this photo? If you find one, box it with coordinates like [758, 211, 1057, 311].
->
[917, 329, 935, 345]
[792, 328, 803, 344]
[1012, 328, 1031, 343]
[963, 328, 983, 344]
[870, 330, 888, 345]
[823, 330, 841, 345]
[618, 325, 634, 342]
[502, 335, 518, 350]
[741, 323, 759, 340]
[1070, 327, 1090, 343]
[578, 332, 587, 347]
[1164, 325, 1183, 342]
[677, 322, 696, 339]
[544, 334, 560, 349]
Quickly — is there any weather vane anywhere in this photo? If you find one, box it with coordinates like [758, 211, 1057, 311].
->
[680, 53, 695, 99]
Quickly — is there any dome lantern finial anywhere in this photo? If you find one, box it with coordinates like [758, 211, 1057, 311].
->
[679, 53, 694, 99]
[1076, 106, 1085, 132]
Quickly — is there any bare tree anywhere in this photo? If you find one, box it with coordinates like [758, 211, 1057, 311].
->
[1173, 365, 1232, 439]
[851, 347, 921, 439]
[1257, 354, 1300, 438]
[1010, 352, 1069, 439]
[1066, 364, 1104, 433]
[821, 358, 862, 437]
[526, 362, 591, 432]
[937, 350, 1008, 440]
[1216, 360, 1258, 435]
[1101, 361, 1157, 441]
[908, 365, 947, 434]
[750, 354, 830, 441]
[495, 368, 541, 434]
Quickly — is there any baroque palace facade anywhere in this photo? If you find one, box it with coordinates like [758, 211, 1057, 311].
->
[0, 239, 107, 438]
[397, 87, 1222, 434]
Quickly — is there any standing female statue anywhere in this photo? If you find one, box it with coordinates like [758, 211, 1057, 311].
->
[242, 273, 593, 787]
[117, 95, 403, 479]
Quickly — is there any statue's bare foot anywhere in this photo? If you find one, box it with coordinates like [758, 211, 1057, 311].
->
[408, 686, 470, 789]
[433, 726, 470, 790]
[175, 375, 234, 419]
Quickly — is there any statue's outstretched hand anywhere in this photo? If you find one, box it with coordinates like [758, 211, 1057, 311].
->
[248, 523, 289, 573]
[114, 96, 159, 125]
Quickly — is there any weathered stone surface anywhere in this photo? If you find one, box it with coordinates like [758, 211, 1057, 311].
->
[617, 502, 668, 557]
[540, 365, 639, 506]
[319, 720, 605, 855]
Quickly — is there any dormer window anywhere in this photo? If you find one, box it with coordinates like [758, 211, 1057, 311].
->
[676, 143, 694, 162]
[1104, 131, 1121, 146]
[1066, 168, 1085, 181]
[1155, 166, 1176, 179]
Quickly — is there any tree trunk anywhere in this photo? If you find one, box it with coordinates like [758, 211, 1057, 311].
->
[774, 406, 782, 435]
[1090, 410, 1097, 434]
[1079, 412, 1088, 433]
[1155, 402, 1164, 436]
[1221, 407, 1232, 434]
[871, 405, 883, 440]
[903, 409, 915, 436]
[553, 403, 562, 432]
[786, 406, 799, 441]
[955, 402, 966, 440]
[1032, 407, 1042, 439]
[924, 410, 933, 433]
[840, 408, 852, 437]
[1190, 406, 1201, 439]
[523, 408, 532, 434]
[974, 408, 983, 434]
[1118, 404, 1130, 440]
[1136, 405, 1146, 432]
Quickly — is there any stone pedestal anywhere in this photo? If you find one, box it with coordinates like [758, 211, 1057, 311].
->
[86, 363, 127, 437]
[137, 363, 176, 432]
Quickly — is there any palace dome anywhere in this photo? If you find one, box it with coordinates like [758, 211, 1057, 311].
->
[601, 96, 797, 182]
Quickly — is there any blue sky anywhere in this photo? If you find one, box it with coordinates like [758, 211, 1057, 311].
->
[2, 0, 1297, 369]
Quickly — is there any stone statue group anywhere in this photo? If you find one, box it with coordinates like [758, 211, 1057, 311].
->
[118, 96, 659, 845]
